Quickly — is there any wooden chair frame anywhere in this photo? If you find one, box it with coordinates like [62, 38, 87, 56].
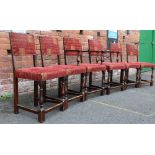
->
[102, 42, 126, 94]
[10, 32, 68, 123]
[81, 50, 106, 97]
[64, 38, 106, 100]
[125, 44, 141, 88]
[63, 49, 88, 101]
[39, 36, 86, 104]
[126, 44, 154, 87]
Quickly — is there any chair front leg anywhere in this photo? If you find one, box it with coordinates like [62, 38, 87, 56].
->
[34, 81, 38, 107]
[120, 69, 125, 91]
[38, 81, 45, 123]
[150, 67, 154, 86]
[14, 77, 19, 114]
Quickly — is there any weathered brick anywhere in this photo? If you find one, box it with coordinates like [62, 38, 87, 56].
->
[0, 32, 9, 38]
[0, 44, 10, 50]
[0, 38, 10, 44]
[0, 50, 8, 56]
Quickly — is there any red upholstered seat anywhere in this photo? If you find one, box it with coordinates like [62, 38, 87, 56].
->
[15, 67, 68, 81]
[80, 63, 106, 72]
[125, 62, 141, 69]
[47, 65, 86, 75]
[64, 65, 87, 75]
[102, 62, 126, 70]
[139, 62, 155, 68]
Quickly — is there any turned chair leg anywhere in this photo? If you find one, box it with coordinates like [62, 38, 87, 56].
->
[60, 77, 68, 111]
[124, 69, 129, 90]
[135, 68, 139, 88]
[138, 67, 142, 88]
[80, 73, 86, 102]
[110, 70, 113, 83]
[150, 68, 154, 86]
[84, 73, 88, 101]
[89, 72, 92, 87]
[14, 77, 19, 114]
[101, 71, 105, 95]
[120, 69, 125, 91]
[38, 81, 45, 123]
[34, 81, 38, 107]
[58, 78, 61, 98]
[43, 81, 46, 102]
[106, 70, 111, 95]
[58, 76, 68, 98]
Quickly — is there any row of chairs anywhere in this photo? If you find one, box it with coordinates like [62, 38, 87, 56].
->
[9, 32, 155, 123]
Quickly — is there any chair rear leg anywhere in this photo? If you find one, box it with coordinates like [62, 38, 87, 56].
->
[101, 71, 105, 95]
[58, 78, 61, 98]
[135, 68, 139, 88]
[110, 70, 113, 83]
[124, 69, 128, 90]
[60, 77, 68, 111]
[58, 76, 68, 98]
[34, 81, 38, 107]
[43, 81, 46, 102]
[89, 72, 92, 87]
[150, 68, 154, 86]
[80, 73, 86, 102]
[14, 77, 19, 114]
[106, 70, 111, 95]
[84, 73, 88, 101]
[38, 81, 45, 123]
[138, 67, 142, 88]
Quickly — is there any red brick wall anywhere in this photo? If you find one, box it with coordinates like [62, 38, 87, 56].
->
[0, 30, 139, 95]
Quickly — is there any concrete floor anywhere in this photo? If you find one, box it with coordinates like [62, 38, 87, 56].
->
[0, 71, 155, 124]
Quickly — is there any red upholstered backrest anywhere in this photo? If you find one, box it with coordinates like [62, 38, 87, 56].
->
[126, 44, 138, 56]
[110, 43, 122, 52]
[63, 37, 82, 56]
[89, 40, 103, 51]
[10, 32, 35, 56]
[88, 40, 103, 56]
[39, 36, 60, 55]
